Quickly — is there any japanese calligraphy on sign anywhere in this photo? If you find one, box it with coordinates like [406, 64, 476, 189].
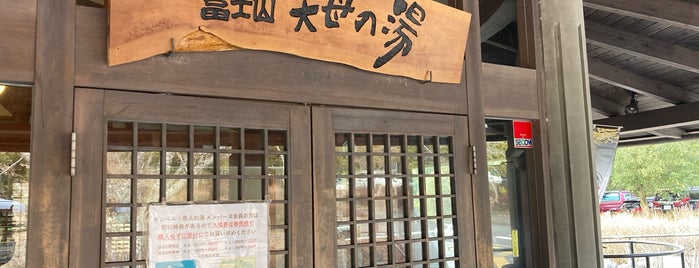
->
[108, 0, 471, 83]
[147, 203, 269, 268]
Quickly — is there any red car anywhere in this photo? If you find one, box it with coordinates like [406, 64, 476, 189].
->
[599, 191, 641, 213]
[651, 191, 691, 212]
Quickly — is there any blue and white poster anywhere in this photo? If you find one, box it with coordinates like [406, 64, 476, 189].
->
[148, 203, 269, 268]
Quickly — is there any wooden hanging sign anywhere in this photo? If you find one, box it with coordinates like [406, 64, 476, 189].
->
[108, 0, 472, 83]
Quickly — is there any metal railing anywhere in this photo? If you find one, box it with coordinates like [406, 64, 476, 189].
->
[602, 240, 685, 268]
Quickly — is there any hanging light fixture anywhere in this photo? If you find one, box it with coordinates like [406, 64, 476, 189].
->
[624, 92, 639, 115]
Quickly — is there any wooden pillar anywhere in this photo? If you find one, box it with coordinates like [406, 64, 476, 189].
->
[28, 0, 75, 267]
[460, 0, 493, 267]
[534, 0, 603, 267]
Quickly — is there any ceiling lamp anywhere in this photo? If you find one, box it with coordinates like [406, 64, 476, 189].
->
[624, 92, 639, 115]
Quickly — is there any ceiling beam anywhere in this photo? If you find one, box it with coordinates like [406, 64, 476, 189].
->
[587, 58, 699, 104]
[593, 101, 699, 134]
[583, 0, 699, 32]
[585, 20, 699, 75]
[647, 128, 687, 139]
[589, 94, 626, 117]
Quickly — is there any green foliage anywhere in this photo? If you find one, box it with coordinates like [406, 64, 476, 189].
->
[0, 152, 30, 199]
[608, 139, 699, 200]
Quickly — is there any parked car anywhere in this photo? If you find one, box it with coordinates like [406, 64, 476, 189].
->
[651, 190, 691, 212]
[688, 186, 699, 209]
[600, 191, 641, 213]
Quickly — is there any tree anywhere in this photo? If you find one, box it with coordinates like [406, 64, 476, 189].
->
[0, 152, 30, 199]
[608, 139, 699, 201]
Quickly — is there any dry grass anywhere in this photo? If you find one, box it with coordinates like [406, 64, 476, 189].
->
[601, 209, 699, 267]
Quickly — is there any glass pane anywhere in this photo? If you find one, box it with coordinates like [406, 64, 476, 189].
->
[425, 177, 436, 195]
[443, 218, 455, 236]
[193, 179, 214, 201]
[439, 156, 452, 174]
[244, 129, 264, 150]
[354, 134, 368, 153]
[375, 245, 389, 265]
[219, 179, 239, 201]
[166, 124, 189, 148]
[166, 152, 188, 175]
[337, 201, 350, 222]
[244, 154, 264, 175]
[165, 179, 187, 202]
[407, 136, 420, 153]
[270, 254, 286, 268]
[374, 177, 386, 196]
[410, 220, 423, 239]
[426, 198, 437, 217]
[391, 177, 405, 196]
[137, 151, 160, 175]
[106, 179, 131, 203]
[357, 223, 370, 244]
[137, 206, 147, 232]
[353, 156, 368, 175]
[393, 221, 406, 240]
[193, 153, 214, 175]
[392, 199, 406, 218]
[268, 179, 286, 200]
[269, 228, 286, 251]
[443, 197, 453, 216]
[220, 127, 241, 150]
[356, 200, 369, 221]
[441, 177, 453, 195]
[267, 155, 285, 175]
[390, 156, 403, 174]
[373, 156, 386, 174]
[193, 126, 215, 149]
[357, 247, 371, 267]
[411, 242, 424, 261]
[106, 207, 131, 233]
[269, 203, 286, 225]
[108, 121, 133, 146]
[136, 235, 147, 260]
[336, 155, 349, 176]
[375, 199, 387, 220]
[220, 153, 240, 175]
[394, 243, 408, 263]
[336, 178, 349, 198]
[137, 179, 160, 203]
[427, 219, 438, 238]
[445, 239, 456, 257]
[138, 123, 161, 147]
[429, 240, 439, 259]
[372, 134, 386, 153]
[412, 198, 422, 217]
[107, 151, 132, 175]
[268, 130, 286, 152]
[242, 179, 263, 200]
[376, 222, 388, 242]
[438, 137, 451, 154]
[424, 156, 435, 174]
[337, 224, 351, 245]
[423, 136, 436, 153]
[337, 248, 351, 268]
[335, 133, 350, 152]
[105, 236, 130, 262]
[407, 156, 419, 175]
[390, 135, 404, 153]
[411, 177, 420, 196]
[354, 178, 368, 198]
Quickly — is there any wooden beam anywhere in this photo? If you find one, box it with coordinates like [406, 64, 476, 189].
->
[585, 20, 699, 75]
[482, 63, 539, 119]
[647, 128, 686, 139]
[589, 94, 626, 117]
[587, 58, 699, 104]
[583, 0, 699, 33]
[593, 101, 699, 134]
[28, 0, 74, 267]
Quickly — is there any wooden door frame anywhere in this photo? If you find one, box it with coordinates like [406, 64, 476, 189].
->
[71, 88, 313, 267]
[312, 107, 476, 267]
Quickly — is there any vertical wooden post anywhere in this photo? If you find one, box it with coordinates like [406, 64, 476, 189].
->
[28, 0, 75, 267]
[534, 0, 603, 267]
[460, 0, 494, 267]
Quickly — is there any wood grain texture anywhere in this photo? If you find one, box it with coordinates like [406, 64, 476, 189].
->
[0, 0, 37, 84]
[28, 0, 75, 267]
[107, 0, 471, 83]
[482, 63, 538, 119]
[77, 7, 469, 115]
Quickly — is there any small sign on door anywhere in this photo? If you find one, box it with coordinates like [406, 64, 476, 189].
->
[512, 120, 533, 149]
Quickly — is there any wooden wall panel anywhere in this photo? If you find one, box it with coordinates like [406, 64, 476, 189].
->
[0, 0, 36, 84]
[75, 7, 469, 115]
[483, 63, 539, 119]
